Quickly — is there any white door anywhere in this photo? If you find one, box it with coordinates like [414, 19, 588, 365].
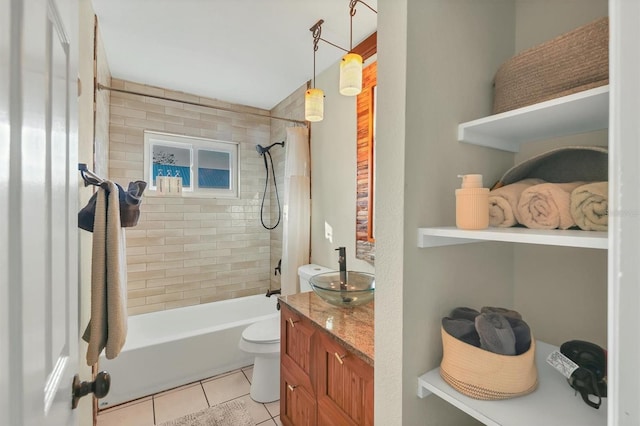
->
[1, 0, 80, 425]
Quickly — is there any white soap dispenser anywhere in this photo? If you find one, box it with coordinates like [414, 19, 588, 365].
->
[455, 174, 489, 230]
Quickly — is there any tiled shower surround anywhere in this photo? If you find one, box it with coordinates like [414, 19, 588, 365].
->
[108, 79, 305, 315]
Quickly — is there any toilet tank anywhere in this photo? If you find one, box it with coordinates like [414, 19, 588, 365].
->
[298, 264, 334, 293]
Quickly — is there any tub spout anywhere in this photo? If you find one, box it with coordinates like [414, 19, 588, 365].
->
[266, 288, 281, 297]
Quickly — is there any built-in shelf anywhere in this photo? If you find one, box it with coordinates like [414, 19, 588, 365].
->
[458, 85, 609, 152]
[417, 341, 607, 426]
[417, 227, 607, 249]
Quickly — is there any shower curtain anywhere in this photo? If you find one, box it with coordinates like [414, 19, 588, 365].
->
[280, 127, 310, 296]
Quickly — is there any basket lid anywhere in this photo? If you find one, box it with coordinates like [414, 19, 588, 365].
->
[494, 146, 608, 189]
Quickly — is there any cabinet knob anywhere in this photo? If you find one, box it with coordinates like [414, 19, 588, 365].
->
[288, 318, 298, 328]
[334, 352, 347, 365]
[287, 384, 298, 392]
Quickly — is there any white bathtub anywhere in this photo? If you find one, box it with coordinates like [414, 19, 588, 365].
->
[98, 294, 279, 408]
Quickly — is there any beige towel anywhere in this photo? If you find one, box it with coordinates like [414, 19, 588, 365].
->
[571, 182, 608, 231]
[517, 182, 585, 229]
[489, 178, 545, 227]
[83, 181, 128, 365]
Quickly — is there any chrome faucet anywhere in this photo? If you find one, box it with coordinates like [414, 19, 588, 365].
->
[335, 247, 347, 287]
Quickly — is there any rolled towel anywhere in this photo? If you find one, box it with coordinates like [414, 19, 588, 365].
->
[506, 317, 532, 355]
[475, 313, 516, 355]
[480, 306, 522, 320]
[449, 307, 480, 322]
[516, 182, 585, 229]
[570, 182, 608, 231]
[442, 317, 481, 347]
[488, 178, 545, 227]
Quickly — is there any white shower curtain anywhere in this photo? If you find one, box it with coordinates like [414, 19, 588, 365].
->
[280, 127, 310, 296]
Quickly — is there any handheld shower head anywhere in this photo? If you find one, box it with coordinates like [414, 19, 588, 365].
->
[255, 141, 285, 156]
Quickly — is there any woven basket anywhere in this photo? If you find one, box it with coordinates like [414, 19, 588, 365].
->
[440, 327, 538, 400]
[493, 17, 608, 114]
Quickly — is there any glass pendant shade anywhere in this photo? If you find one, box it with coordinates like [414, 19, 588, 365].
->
[305, 88, 324, 122]
[339, 53, 363, 96]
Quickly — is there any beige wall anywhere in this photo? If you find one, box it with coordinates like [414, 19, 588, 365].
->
[375, 0, 609, 424]
[309, 59, 375, 274]
[108, 79, 273, 315]
[512, 1, 609, 349]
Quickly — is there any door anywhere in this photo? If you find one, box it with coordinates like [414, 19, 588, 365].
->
[1, 0, 80, 425]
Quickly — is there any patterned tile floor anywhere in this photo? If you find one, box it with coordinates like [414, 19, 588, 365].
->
[96, 366, 281, 425]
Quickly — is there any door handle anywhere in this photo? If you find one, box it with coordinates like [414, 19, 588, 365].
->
[71, 371, 110, 409]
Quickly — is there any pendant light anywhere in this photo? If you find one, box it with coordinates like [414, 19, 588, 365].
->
[305, 20, 325, 122]
[305, 2, 376, 121]
[339, 0, 377, 96]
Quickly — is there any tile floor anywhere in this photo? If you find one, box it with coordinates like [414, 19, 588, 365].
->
[96, 366, 282, 426]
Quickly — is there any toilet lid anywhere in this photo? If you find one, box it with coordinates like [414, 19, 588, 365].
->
[242, 316, 280, 344]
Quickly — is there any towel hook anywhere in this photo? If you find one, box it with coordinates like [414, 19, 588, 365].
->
[78, 163, 104, 187]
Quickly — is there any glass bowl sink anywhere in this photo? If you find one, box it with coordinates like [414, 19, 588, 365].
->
[309, 271, 375, 307]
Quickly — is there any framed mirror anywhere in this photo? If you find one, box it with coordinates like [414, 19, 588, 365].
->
[355, 38, 377, 264]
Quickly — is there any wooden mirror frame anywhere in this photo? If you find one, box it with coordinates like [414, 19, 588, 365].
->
[355, 33, 376, 264]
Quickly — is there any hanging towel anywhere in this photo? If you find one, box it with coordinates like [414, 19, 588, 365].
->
[488, 178, 545, 227]
[516, 182, 585, 229]
[570, 181, 609, 231]
[83, 181, 128, 365]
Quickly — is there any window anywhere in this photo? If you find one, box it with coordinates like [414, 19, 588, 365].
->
[143, 131, 239, 198]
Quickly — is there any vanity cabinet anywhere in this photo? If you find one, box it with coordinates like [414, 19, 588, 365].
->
[281, 304, 316, 426]
[280, 303, 374, 426]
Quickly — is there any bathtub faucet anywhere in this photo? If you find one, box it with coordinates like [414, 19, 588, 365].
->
[274, 259, 281, 276]
[266, 288, 281, 297]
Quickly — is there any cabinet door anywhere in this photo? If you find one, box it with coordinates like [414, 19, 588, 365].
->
[315, 332, 374, 426]
[281, 369, 317, 426]
[281, 305, 315, 377]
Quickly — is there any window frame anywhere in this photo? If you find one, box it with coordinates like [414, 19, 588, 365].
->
[143, 131, 239, 198]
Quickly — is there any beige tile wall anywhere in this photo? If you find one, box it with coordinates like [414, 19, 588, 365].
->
[109, 79, 276, 315]
[268, 83, 308, 290]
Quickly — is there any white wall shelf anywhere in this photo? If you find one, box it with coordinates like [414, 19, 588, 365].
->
[458, 85, 609, 152]
[417, 341, 607, 426]
[417, 226, 607, 249]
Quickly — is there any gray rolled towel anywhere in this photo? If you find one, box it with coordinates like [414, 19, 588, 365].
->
[442, 317, 481, 347]
[450, 307, 480, 322]
[481, 306, 522, 320]
[505, 317, 532, 355]
[475, 313, 516, 355]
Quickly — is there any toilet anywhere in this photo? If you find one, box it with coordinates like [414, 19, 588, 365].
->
[238, 264, 333, 403]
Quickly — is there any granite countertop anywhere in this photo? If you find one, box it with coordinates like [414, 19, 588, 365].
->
[279, 292, 374, 366]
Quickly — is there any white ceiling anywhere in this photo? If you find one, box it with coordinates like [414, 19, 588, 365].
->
[91, 0, 378, 110]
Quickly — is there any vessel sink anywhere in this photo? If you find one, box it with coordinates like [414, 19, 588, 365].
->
[309, 271, 375, 307]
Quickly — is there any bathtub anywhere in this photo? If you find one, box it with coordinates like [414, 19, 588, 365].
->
[98, 294, 279, 408]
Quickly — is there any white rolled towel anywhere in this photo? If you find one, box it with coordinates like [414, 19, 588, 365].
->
[570, 182, 608, 231]
[489, 178, 545, 227]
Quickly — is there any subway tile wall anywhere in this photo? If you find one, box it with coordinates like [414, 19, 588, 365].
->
[109, 79, 288, 315]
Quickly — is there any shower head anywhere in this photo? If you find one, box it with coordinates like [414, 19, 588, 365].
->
[255, 141, 285, 156]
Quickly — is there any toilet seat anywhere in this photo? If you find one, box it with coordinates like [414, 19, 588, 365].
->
[241, 316, 280, 344]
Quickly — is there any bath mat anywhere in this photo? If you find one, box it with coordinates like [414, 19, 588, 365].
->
[158, 400, 254, 426]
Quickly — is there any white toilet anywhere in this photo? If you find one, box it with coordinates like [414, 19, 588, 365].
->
[238, 264, 333, 403]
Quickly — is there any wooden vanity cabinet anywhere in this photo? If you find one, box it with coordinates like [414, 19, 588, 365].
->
[315, 332, 374, 426]
[281, 304, 317, 426]
[280, 304, 374, 426]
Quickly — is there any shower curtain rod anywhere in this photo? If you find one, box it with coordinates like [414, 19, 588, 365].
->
[96, 83, 308, 125]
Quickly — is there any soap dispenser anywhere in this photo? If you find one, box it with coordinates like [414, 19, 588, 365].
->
[455, 174, 489, 230]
